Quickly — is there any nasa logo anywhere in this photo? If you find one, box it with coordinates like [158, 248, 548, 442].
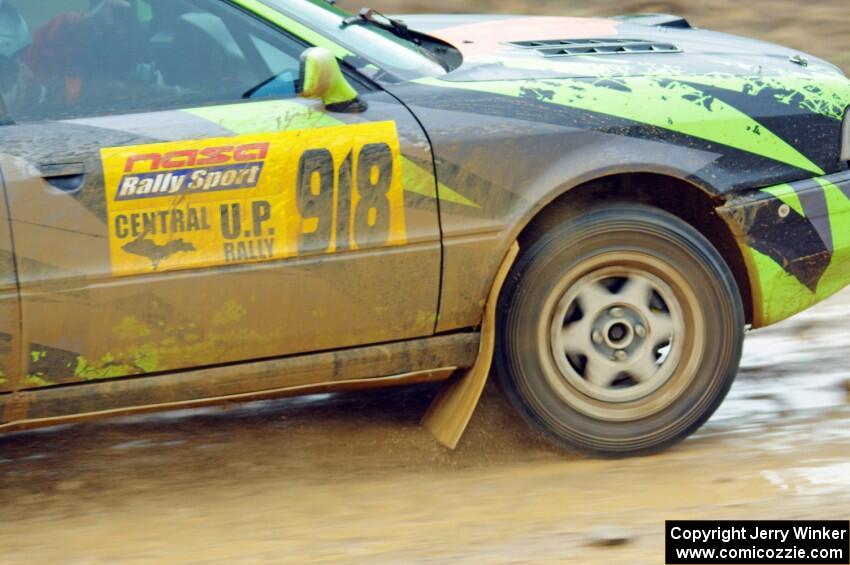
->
[123, 143, 270, 173]
[115, 142, 270, 201]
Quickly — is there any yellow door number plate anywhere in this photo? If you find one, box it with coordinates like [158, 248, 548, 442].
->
[101, 121, 406, 276]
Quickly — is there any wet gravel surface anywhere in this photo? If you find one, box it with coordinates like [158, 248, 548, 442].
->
[1, 290, 849, 564]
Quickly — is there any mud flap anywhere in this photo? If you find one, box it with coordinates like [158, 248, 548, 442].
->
[422, 242, 520, 449]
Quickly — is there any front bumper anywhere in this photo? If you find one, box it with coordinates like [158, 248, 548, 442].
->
[718, 170, 850, 327]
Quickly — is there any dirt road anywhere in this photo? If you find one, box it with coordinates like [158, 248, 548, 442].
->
[1, 288, 849, 564]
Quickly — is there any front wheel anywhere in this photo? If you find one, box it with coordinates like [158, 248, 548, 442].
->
[496, 204, 744, 457]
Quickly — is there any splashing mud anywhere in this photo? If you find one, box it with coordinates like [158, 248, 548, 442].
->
[1, 290, 849, 564]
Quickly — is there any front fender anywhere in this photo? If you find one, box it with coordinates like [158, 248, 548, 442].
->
[718, 171, 850, 327]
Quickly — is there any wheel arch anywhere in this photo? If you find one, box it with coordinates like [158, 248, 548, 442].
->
[510, 172, 755, 325]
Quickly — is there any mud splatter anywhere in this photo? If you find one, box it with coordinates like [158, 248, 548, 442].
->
[1, 289, 848, 564]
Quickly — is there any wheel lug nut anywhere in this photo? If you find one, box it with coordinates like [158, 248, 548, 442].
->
[610, 307, 625, 318]
[614, 350, 628, 361]
[635, 324, 646, 338]
[592, 330, 604, 344]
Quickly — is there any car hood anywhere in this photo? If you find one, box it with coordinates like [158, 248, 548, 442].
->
[400, 14, 845, 81]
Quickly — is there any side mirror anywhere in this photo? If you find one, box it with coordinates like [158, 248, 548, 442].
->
[298, 47, 368, 113]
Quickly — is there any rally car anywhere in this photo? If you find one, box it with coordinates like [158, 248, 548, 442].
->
[0, 0, 848, 457]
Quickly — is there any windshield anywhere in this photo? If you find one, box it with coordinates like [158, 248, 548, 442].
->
[258, 0, 447, 81]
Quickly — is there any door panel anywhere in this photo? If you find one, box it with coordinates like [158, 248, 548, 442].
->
[2, 95, 441, 388]
[0, 0, 442, 389]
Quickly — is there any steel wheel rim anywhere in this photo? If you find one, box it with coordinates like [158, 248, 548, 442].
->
[537, 251, 705, 422]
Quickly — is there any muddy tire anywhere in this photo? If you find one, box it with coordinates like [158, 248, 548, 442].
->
[495, 204, 744, 457]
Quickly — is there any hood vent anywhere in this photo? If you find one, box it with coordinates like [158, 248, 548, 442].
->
[507, 38, 681, 58]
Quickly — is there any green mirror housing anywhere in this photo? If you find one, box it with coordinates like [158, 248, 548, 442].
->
[298, 47, 368, 113]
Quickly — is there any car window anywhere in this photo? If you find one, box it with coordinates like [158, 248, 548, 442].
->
[0, 0, 307, 123]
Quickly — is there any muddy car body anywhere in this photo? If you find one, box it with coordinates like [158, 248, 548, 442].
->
[1, 0, 849, 456]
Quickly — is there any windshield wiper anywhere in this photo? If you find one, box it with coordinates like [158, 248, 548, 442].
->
[341, 8, 418, 44]
[242, 74, 280, 99]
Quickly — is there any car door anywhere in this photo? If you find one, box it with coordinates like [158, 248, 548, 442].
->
[0, 0, 441, 389]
